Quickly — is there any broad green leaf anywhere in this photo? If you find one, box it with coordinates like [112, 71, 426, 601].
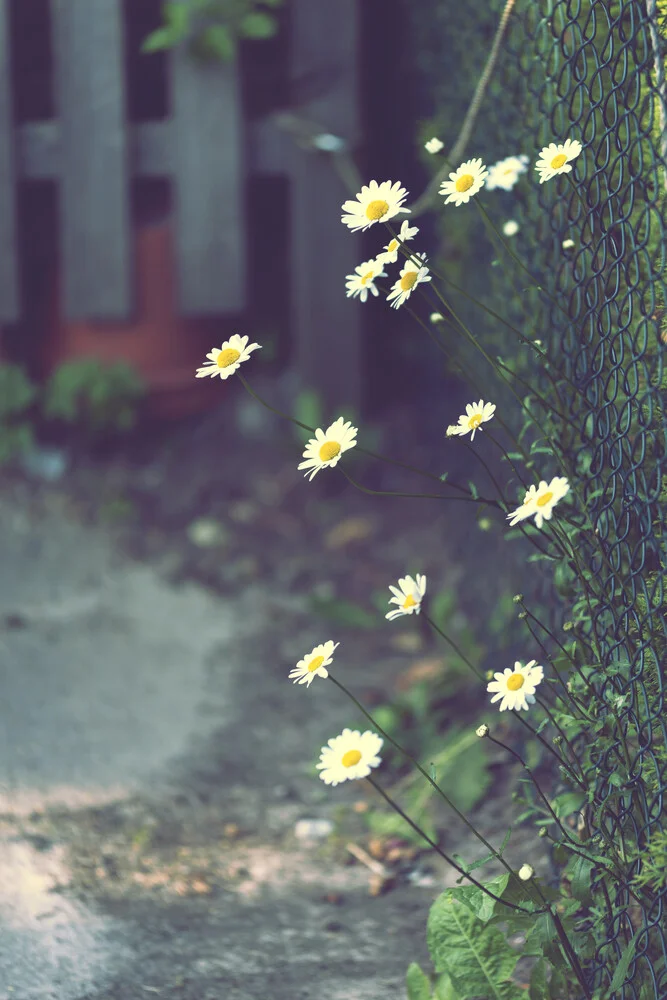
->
[528, 957, 549, 1000]
[164, 0, 190, 32]
[549, 790, 586, 820]
[406, 962, 432, 1000]
[434, 971, 462, 1000]
[599, 929, 639, 999]
[566, 853, 595, 905]
[141, 27, 178, 53]
[240, 11, 277, 38]
[427, 890, 525, 999]
[201, 24, 235, 60]
[547, 963, 568, 999]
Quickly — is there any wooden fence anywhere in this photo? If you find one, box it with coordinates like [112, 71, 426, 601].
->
[0, 0, 363, 411]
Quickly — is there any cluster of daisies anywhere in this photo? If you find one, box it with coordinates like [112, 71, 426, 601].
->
[340, 137, 582, 309]
[288, 572, 546, 786]
[342, 185, 430, 309]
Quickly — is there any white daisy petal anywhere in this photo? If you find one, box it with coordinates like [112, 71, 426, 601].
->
[448, 399, 496, 442]
[506, 477, 570, 529]
[195, 335, 261, 381]
[439, 158, 488, 206]
[316, 728, 383, 786]
[341, 180, 410, 232]
[385, 573, 426, 620]
[297, 417, 358, 481]
[386, 255, 431, 309]
[535, 138, 582, 183]
[485, 155, 529, 192]
[345, 258, 387, 302]
[486, 659, 544, 712]
[288, 640, 339, 687]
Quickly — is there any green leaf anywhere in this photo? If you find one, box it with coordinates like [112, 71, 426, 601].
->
[547, 962, 568, 999]
[468, 480, 479, 500]
[142, 26, 178, 52]
[528, 957, 549, 1000]
[599, 931, 639, 1000]
[164, 0, 190, 32]
[406, 962, 433, 1000]
[426, 889, 525, 999]
[567, 853, 595, 905]
[239, 11, 277, 38]
[549, 790, 586, 820]
[433, 971, 462, 1000]
[201, 24, 235, 61]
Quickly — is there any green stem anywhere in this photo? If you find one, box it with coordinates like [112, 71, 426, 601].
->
[365, 775, 544, 916]
[328, 673, 526, 891]
[530, 879, 593, 1000]
[338, 467, 500, 507]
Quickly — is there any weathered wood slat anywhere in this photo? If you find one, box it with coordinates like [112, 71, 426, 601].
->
[170, 46, 245, 315]
[51, 0, 130, 319]
[0, 0, 19, 322]
[288, 0, 362, 414]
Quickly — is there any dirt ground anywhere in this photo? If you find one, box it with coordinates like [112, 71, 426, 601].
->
[0, 382, 566, 998]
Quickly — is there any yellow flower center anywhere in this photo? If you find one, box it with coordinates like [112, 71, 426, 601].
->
[342, 749, 362, 767]
[550, 153, 567, 169]
[455, 174, 475, 192]
[308, 655, 325, 673]
[402, 593, 417, 609]
[217, 348, 241, 368]
[386, 239, 398, 253]
[319, 441, 341, 462]
[536, 491, 554, 507]
[503, 167, 515, 174]
[366, 199, 389, 221]
[361, 270, 375, 286]
[507, 673, 525, 691]
[400, 271, 418, 292]
[468, 414, 483, 430]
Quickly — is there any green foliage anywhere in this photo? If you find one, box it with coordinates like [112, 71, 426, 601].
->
[142, 0, 283, 63]
[42, 359, 145, 437]
[0, 364, 37, 463]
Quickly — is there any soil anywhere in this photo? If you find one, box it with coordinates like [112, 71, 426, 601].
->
[0, 380, 569, 998]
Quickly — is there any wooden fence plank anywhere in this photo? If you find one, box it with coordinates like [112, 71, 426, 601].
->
[170, 46, 245, 315]
[51, 0, 130, 319]
[288, 0, 362, 415]
[0, 0, 19, 322]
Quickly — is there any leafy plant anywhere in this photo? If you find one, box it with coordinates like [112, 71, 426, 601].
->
[142, 0, 283, 63]
[42, 359, 145, 438]
[0, 364, 37, 463]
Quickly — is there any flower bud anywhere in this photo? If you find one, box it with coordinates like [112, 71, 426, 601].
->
[563, 621, 574, 631]
[518, 863, 534, 881]
[513, 594, 523, 604]
[430, 312, 444, 324]
[538, 827, 548, 838]
[476, 724, 489, 738]
[552, 735, 563, 745]
[518, 611, 527, 619]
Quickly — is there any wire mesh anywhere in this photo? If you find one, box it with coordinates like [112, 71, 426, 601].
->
[497, 2, 667, 997]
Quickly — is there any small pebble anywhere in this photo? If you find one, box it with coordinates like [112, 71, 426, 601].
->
[294, 818, 334, 841]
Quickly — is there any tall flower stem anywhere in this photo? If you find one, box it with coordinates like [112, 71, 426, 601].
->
[365, 775, 543, 917]
[327, 673, 528, 895]
[423, 611, 587, 790]
[529, 877, 593, 1000]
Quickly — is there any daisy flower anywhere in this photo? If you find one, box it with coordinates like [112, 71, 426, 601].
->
[386, 573, 427, 621]
[502, 220, 519, 237]
[487, 659, 544, 712]
[425, 137, 444, 154]
[506, 477, 570, 529]
[447, 400, 496, 441]
[439, 158, 488, 206]
[316, 728, 383, 786]
[341, 180, 410, 232]
[297, 417, 358, 482]
[345, 258, 386, 303]
[562, 238, 575, 249]
[195, 335, 261, 380]
[485, 155, 529, 191]
[535, 138, 582, 183]
[376, 220, 420, 265]
[386, 255, 432, 309]
[288, 640, 339, 687]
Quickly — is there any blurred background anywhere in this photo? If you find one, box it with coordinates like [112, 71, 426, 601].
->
[0, 2, 554, 997]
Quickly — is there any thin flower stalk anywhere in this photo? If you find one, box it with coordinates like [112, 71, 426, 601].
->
[365, 775, 545, 917]
[337, 467, 499, 507]
[528, 877, 593, 1000]
[539, 828, 647, 908]
[326, 673, 529, 890]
